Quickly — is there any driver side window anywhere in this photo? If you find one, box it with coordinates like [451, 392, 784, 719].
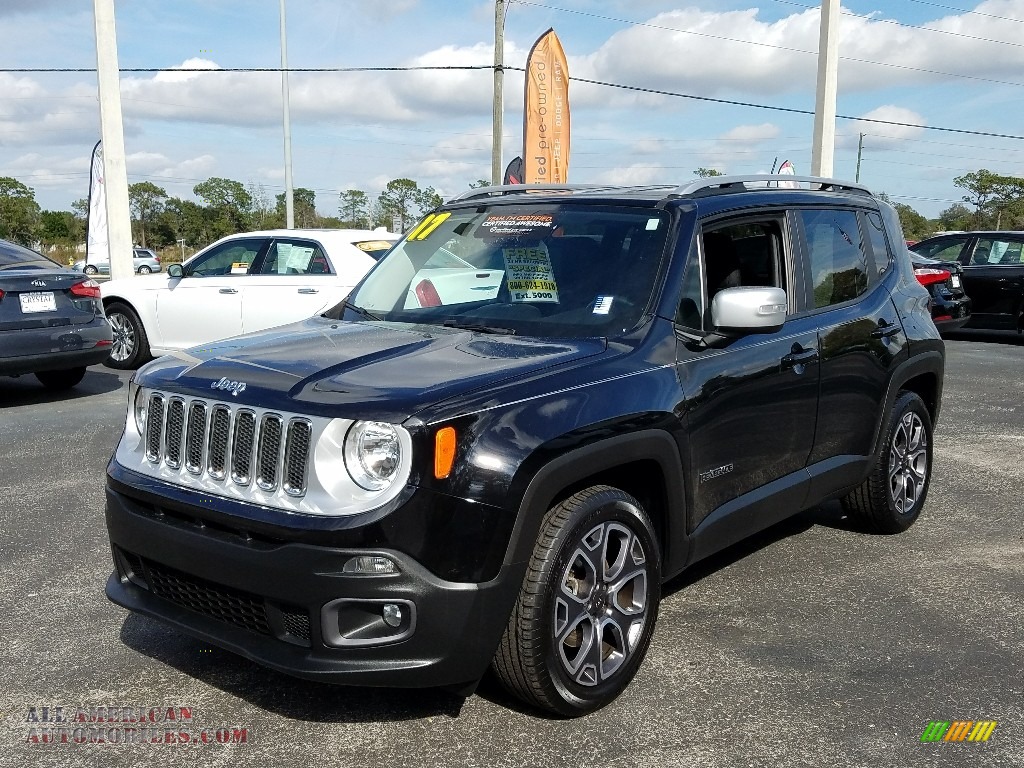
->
[186, 238, 265, 277]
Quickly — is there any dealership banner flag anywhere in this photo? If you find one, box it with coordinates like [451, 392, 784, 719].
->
[777, 158, 798, 188]
[86, 140, 108, 267]
[503, 156, 524, 185]
[523, 29, 571, 184]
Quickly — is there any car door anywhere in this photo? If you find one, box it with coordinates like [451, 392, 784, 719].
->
[794, 208, 908, 480]
[156, 237, 265, 350]
[675, 214, 820, 532]
[958, 235, 1024, 329]
[241, 237, 345, 334]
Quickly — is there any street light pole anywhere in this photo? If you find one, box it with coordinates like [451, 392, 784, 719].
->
[855, 132, 865, 182]
[279, 0, 295, 229]
[811, 0, 840, 177]
[491, 0, 506, 185]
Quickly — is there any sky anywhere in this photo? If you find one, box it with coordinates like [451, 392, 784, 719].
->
[2, 0, 1024, 219]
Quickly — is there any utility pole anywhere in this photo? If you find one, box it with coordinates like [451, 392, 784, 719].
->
[855, 132, 865, 182]
[92, 0, 134, 280]
[811, 0, 840, 177]
[279, 0, 295, 229]
[491, 0, 506, 185]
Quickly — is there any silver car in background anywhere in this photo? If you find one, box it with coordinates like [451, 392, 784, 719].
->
[72, 247, 162, 275]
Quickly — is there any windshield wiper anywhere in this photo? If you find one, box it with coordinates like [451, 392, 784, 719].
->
[441, 319, 516, 336]
[339, 299, 382, 321]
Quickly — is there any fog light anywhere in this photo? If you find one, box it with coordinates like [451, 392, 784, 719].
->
[382, 603, 403, 628]
[342, 555, 397, 575]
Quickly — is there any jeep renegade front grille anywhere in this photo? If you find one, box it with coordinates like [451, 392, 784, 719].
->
[144, 393, 311, 498]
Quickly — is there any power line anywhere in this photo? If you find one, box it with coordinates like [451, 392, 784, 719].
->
[509, 0, 1024, 87]
[1, 65, 494, 74]
[905, 0, 1024, 24]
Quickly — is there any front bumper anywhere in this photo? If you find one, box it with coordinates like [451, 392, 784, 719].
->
[104, 479, 525, 689]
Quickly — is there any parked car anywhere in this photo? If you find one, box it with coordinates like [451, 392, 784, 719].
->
[908, 252, 972, 332]
[103, 176, 943, 716]
[73, 247, 162, 275]
[910, 231, 1024, 332]
[0, 238, 112, 390]
[99, 228, 398, 368]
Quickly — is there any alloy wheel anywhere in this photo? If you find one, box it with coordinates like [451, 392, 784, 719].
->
[553, 521, 649, 687]
[108, 312, 136, 363]
[888, 411, 928, 516]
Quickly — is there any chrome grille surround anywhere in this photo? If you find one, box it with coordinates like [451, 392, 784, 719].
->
[119, 386, 414, 518]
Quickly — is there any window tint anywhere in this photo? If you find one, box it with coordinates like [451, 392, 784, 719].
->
[0, 240, 57, 269]
[864, 211, 891, 273]
[913, 238, 965, 263]
[258, 240, 331, 275]
[972, 238, 1023, 265]
[799, 209, 869, 309]
[698, 219, 785, 330]
[186, 238, 263, 277]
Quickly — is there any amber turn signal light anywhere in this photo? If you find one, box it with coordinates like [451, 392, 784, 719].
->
[434, 426, 456, 479]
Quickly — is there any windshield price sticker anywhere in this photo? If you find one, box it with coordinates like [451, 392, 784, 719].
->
[503, 247, 560, 303]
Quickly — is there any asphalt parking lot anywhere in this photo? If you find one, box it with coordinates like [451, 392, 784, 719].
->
[1, 335, 1021, 768]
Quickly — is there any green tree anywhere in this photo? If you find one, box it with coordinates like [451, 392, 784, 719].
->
[193, 177, 252, 237]
[0, 176, 41, 245]
[246, 181, 273, 230]
[338, 189, 369, 227]
[128, 181, 168, 248]
[469, 179, 491, 188]
[936, 203, 973, 233]
[892, 202, 929, 241]
[38, 210, 81, 248]
[693, 167, 725, 177]
[275, 188, 319, 228]
[377, 178, 441, 231]
[952, 169, 1024, 229]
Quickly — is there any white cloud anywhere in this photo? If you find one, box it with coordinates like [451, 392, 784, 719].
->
[840, 106, 926, 149]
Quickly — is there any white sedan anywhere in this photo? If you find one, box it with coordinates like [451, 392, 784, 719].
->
[100, 228, 397, 369]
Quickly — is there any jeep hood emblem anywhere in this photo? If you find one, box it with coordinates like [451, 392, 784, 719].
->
[211, 377, 247, 396]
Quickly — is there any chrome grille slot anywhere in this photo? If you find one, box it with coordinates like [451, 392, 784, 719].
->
[184, 401, 208, 475]
[133, 392, 318, 504]
[164, 398, 185, 469]
[256, 414, 284, 491]
[145, 394, 165, 462]
[207, 405, 232, 480]
[231, 410, 257, 486]
[283, 419, 312, 496]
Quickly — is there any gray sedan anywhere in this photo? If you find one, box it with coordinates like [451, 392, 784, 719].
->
[72, 247, 162, 275]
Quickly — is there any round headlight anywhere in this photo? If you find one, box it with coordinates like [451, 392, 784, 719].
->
[133, 387, 147, 435]
[344, 421, 402, 491]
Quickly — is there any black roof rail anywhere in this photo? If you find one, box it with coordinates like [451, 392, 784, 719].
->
[669, 174, 873, 198]
[450, 183, 605, 201]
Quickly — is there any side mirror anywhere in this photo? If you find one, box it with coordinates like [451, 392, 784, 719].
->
[167, 263, 183, 278]
[711, 286, 788, 335]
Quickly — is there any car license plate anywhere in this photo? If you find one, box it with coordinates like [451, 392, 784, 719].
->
[951, 275, 961, 288]
[19, 291, 57, 313]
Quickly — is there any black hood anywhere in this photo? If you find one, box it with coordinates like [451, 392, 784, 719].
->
[137, 317, 605, 423]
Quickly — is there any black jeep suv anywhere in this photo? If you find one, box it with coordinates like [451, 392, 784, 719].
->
[104, 176, 944, 716]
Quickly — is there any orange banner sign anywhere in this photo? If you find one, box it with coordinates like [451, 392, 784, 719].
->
[523, 29, 570, 184]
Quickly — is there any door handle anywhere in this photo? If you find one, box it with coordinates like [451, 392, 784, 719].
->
[781, 345, 818, 371]
[218, 287, 238, 294]
[297, 288, 319, 294]
[871, 321, 901, 339]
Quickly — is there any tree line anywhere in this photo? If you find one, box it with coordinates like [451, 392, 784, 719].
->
[0, 175, 444, 261]
[1, 169, 1022, 258]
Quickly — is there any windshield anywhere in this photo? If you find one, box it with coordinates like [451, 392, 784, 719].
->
[335, 203, 669, 338]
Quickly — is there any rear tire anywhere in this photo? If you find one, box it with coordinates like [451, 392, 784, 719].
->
[104, 301, 152, 370]
[34, 367, 86, 390]
[492, 485, 660, 717]
[842, 391, 933, 533]
[137, 265, 152, 274]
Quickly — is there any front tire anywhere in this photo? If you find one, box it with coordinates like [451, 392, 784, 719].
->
[842, 391, 933, 533]
[83, 265, 98, 276]
[34, 367, 86, 390]
[492, 486, 660, 716]
[104, 301, 152, 370]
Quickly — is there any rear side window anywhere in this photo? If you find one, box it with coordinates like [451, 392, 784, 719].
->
[912, 237, 965, 263]
[258, 240, 331, 275]
[864, 211, 892, 274]
[799, 209, 869, 309]
[0, 240, 58, 269]
[972, 237, 1024, 265]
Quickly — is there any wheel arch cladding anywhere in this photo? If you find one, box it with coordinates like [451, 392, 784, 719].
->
[503, 429, 686, 578]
